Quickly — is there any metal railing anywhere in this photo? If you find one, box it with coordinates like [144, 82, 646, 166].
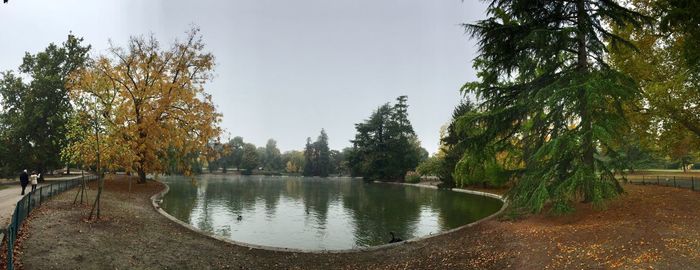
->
[625, 174, 700, 191]
[2, 175, 97, 270]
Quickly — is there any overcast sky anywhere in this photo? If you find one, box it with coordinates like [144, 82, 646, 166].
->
[0, 0, 487, 154]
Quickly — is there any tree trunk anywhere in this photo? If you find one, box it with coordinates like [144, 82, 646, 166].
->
[135, 105, 148, 184]
[73, 170, 87, 205]
[89, 174, 104, 220]
[576, 0, 596, 203]
[138, 168, 147, 184]
[89, 188, 101, 220]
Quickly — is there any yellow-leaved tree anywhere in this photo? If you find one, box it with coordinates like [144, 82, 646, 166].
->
[67, 27, 221, 184]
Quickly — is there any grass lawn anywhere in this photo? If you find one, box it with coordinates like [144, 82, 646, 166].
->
[628, 169, 700, 176]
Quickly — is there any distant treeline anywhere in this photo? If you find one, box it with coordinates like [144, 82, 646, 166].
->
[205, 96, 429, 180]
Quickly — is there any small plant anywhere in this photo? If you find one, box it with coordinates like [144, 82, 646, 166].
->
[405, 171, 421, 183]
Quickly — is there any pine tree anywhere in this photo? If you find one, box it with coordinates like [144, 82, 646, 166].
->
[315, 129, 331, 177]
[439, 99, 477, 188]
[386, 96, 421, 179]
[303, 137, 315, 176]
[464, 0, 647, 213]
[349, 96, 423, 181]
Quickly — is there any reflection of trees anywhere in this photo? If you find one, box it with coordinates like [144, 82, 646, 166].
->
[160, 177, 199, 224]
[201, 175, 279, 216]
[259, 177, 282, 216]
[196, 183, 214, 232]
[283, 177, 303, 200]
[300, 178, 339, 226]
[161, 175, 503, 249]
[431, 191, 502, 229]
[342, 182, 423, 247]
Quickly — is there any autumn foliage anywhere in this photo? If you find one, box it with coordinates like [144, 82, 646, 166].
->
[66, 28, 221, 182]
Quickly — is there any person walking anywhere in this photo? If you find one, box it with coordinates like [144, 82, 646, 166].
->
[30, 171, 38, 192]
[19, 169, 29, 195]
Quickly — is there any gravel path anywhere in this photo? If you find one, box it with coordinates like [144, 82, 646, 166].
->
[0, 175, 85, 228]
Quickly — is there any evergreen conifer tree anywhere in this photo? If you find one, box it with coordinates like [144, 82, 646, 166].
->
[315, 129, 331, 177]
[303, 137, 315, 176]
[349, 96, 423, 181]
[464, 0, 647, 212]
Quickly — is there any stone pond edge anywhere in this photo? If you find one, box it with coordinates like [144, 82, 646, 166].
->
[150, 179, 508, 254]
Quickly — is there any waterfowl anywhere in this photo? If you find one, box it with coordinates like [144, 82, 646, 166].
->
[389, 232, 403, 243]
[237, 215, 242, 221]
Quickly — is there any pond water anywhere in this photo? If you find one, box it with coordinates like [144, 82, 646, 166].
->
[160, 175, 502, 250]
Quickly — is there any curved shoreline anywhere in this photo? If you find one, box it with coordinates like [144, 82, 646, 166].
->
[150, 179, 508, 254]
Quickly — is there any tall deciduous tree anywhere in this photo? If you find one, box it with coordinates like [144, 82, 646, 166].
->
[611, 0, 700, 140]
[228, 136, 245, 170]
[264, 139, 283, 171]
[282, 150, 305, 174]
[63, 61, 125, 220]
[240, 143, 259, 174]
[658, 0, 700, 72]
[0, 34, 90, 176]
[464, 0, 647, 212]
[68, 28, 221, 183]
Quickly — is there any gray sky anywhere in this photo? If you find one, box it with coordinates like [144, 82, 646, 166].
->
[0, 0, 487, 154]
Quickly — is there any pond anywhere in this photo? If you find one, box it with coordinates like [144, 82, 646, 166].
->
[160, 175, 503, 250]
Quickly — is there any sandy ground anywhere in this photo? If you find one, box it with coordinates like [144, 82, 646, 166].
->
[12, 176, 700, 269]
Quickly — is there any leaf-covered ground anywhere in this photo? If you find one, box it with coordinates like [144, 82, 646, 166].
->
[12, 177, 700, 269]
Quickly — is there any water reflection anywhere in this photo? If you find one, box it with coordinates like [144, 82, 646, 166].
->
[161, 175, 502, 250]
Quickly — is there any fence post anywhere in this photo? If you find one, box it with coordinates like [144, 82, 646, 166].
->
[27, 192, 31, 213]
[657, 176, 660, 185]
[9, 206, 19, 270]
[674, 176, 677, 188]
[693, 176, 695, 191]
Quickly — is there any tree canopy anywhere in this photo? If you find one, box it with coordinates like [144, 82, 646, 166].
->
[463, 0, 647, 213]
[348, 96, 425, 181]
[608, 0, 700, 171]
[66, 28, 221, 182]
[0, 34, 90, 177]
[303, 129, 331, 177]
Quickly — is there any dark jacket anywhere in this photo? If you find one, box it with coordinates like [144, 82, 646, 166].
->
[19, 172, 29, 186]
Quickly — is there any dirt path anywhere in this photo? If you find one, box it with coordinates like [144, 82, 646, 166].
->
[15, 177, 700, 269]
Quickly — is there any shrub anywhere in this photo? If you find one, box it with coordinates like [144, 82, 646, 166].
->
[405, 171, 421, 183]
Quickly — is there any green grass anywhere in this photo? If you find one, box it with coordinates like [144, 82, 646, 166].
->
[629, 170, 700, 176]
